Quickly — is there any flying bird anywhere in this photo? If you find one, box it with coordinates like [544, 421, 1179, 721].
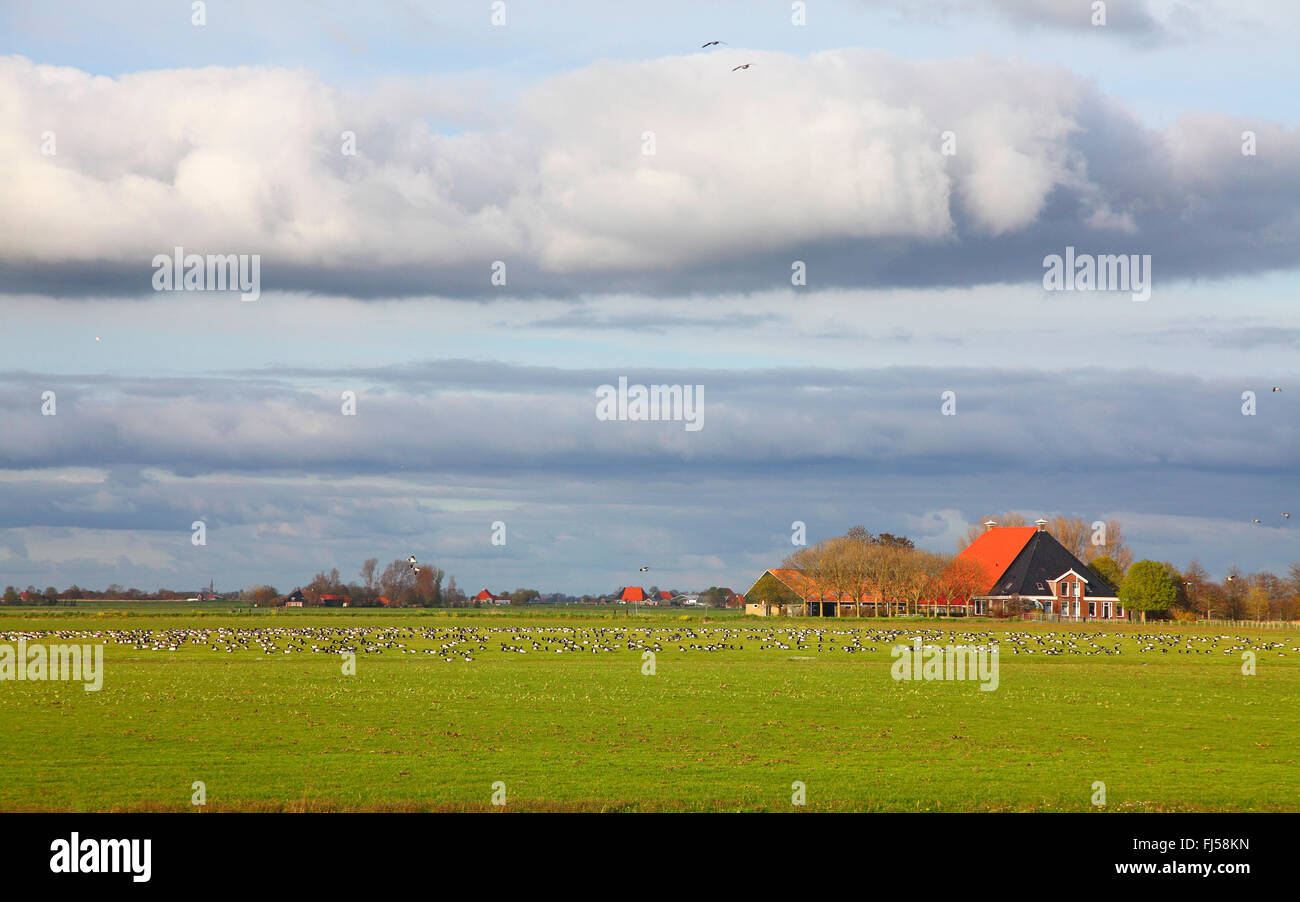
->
[639, 567, 649, 572]
[1272, 387, 1283, 392]
[701, 40, 727, 48]
[1252, 519, 1262, 524]
[1284, 512, 1291, 519]
[732, 63, 751, 71]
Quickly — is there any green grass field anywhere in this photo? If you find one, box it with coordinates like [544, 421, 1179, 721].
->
[1, 607, 1296, 812]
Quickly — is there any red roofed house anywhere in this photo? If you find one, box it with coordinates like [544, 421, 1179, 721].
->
[473, 589, 512, 605]
[615, 586, 648, 604]
[934, 519, 1125, 620]
[658, 590, 673, 602]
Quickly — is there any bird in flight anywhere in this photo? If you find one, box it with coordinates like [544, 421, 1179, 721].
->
[1284, 512, 1291, 519]
[1252, 519, 1262, 524]
[702, 40, 727, 48]
[732, 63, 751, 71]
[408, 554, 421, 574]
[639, 566, 649, 572]
[1272, 386, 1283, 392]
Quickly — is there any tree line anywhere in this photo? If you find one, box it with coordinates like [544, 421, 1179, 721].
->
[746, 526, 990, 616]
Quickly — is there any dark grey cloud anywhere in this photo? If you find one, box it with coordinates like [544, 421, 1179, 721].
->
[4, 360, 1296, 484]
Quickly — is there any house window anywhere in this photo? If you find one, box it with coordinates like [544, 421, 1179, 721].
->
[1074, 582, 1081, 597]
[1103, 602, 1111, 618]
[1044, 600, 1052, 614]
[1072, 600, 1080, 617]
[1117, 604, 1123, 617]
[1088, 601, 1096, 617]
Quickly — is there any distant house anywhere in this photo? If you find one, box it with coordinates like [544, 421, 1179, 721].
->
[473, 589, 511, 605]
[377, 595, 394, 607]
[615, 586, 648, 604]
[940, 520, 1125, 620]
[319, 594, 349, 608]
[282, 588, 306, 608]
[657, 590, 673, 602]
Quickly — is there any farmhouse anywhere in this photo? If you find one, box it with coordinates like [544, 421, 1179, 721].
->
[473, 590, 511, 605]
[946, 520, 1124, 620]
[744, 519, 1125, 620]
[615, 586, 649, 604]
[282, 589, 306, 608]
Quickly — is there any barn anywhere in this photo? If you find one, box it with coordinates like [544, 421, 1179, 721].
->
[743, 569, 894, 617]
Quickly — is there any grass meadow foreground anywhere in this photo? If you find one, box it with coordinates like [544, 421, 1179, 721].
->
[1, 606, 1297, 812]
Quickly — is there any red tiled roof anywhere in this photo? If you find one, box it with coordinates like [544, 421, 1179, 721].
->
[618, 586, 647, 602]
[474, 589, 495, 601]
[956, 527, 1037, 594]
[658, 590, 673, 600]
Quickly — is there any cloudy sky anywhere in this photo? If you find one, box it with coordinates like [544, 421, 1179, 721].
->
[2, 0, 1298, 595]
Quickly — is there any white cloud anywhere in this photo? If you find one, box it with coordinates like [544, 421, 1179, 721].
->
[0, 50, 1121, 273]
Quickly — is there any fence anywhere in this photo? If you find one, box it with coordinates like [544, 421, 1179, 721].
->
[1189, 619, 1300, 630]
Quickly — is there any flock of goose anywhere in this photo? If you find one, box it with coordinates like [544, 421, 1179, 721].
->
[1, 625, 1295, 663]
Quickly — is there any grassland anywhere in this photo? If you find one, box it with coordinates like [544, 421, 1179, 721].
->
[1, 607, 1296, 812]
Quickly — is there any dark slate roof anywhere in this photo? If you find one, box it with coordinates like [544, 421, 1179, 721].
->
[988, 530, 1120, 598]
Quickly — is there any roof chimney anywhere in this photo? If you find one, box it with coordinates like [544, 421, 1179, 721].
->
[1035, 518, 1048, 531]
[984, 519, 997, 532]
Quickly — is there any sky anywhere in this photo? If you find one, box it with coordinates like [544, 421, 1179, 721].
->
[1, 0, 1298, 595]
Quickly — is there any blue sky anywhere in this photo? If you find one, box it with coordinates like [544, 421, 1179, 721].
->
[2, 0, 1298, 595]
